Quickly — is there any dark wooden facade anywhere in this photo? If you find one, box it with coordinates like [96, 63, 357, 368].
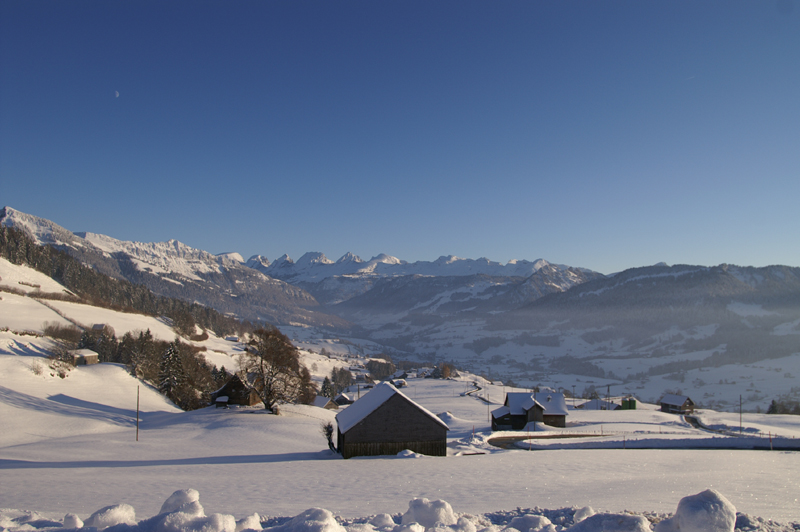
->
[211, 375, 261, 407]
[337, 393, 448, 459]
[492, 403, 544, 430]
[659, 394, 695, 415]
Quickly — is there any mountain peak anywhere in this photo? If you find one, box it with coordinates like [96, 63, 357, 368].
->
[246, 255, 270, 270]
[296, 252, 333, 267]
[216, 252, 244, 263]
[337, 252, 364, 264]
[369, 253, 402, 265]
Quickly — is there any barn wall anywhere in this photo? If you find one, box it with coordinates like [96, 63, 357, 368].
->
[340, 440, 446, 459]
[543, 414, 566, 428]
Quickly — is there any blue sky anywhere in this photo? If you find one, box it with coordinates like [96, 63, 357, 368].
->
[2, 1, 798, 274]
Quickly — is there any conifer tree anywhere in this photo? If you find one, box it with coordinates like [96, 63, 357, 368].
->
[159, 339, 187, 406]
[321, 376, 334, 398]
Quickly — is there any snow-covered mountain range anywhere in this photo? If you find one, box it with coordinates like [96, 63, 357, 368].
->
[1, 206, 600, 323]
[4, 205, 800, 412]
[0, 207, 342, 328]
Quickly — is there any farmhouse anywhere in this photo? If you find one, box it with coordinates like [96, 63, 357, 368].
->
[492, 392, 569, 430]
[660, 394, 695, 414]
[335, 381, 449, 459]
[210, 375, 261, 407]
[70, 349, 99, 366]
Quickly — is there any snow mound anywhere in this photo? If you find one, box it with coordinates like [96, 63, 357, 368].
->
[159, 489, 202, 515]
[369, 514, 396, 529]
[654, 489, 736, 532]
[505, 514, 554, 532]
[397, 449, 424, 458]
[564, 513, 650, 532]
[572, 508, 595, 524]
[265, 508, 344, 532]
[84, 504, 137, 530]
[235, 514, 262, 532]
[401, 499, 457, 529]
[63, 514, 84, 529]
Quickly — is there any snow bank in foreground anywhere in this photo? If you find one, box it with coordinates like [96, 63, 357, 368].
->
[0, 488, 793, 532]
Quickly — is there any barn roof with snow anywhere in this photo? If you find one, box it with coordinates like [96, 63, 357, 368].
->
[336, 381, 447, 433]
[335, 381, 449, 458]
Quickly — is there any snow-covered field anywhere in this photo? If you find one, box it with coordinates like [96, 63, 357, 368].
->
[2, 261, 800, 531]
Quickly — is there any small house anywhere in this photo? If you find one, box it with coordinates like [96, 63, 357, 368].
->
[334, 393, 354, 406]
[210, 375, 261, 407]
[660, 394, 695, 414]
[492, 392, 569, 430]
[336, 382, 448, 459]
[70, 349, 99, 366]
[312, 396, 339, 410]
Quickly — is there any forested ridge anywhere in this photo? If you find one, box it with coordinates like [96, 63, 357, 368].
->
[0, 225, 256, 337]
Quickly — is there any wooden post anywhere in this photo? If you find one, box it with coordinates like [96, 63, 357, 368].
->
[136, 385, 140, 442]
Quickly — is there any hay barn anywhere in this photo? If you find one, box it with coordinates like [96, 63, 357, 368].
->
[336, 382, 448, 459]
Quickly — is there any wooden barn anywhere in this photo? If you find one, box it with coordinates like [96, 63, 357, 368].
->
[210, 375, 261, 407]
[660, 394, 695, 414]
[335, 382, 449, 459]
[492, 392, 569, 430]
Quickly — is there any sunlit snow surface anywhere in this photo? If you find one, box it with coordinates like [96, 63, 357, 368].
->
[1, 338, 799, 529]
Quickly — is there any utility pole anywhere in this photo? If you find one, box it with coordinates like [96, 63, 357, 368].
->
[739, 395, 743, 434]
[572, 385, 576, 408]
[136, 385, 140, 442]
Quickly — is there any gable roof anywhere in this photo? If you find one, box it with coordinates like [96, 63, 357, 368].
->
[504, 392, 569, 416]
[505, 392, 543, 415]
[313, 396, 334, 408]
[335, 381, 449, 434]
[539, 392, 569, 416]
[660, 393, 693, 406]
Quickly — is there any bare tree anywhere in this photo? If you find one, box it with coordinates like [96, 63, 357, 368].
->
[237, 327, 311, 411]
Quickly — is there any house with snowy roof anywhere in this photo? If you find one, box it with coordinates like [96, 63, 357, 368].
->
[312, 396, 338, 410]
[659, 394, 695, 415]
[492, 392, 568, 430]
[334, 392, 354, 406]
[335, 381, 449, 459]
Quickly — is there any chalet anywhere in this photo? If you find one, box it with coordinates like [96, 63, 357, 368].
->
[70, 349, 99, 366]
[210, 375, 261, 407]
[335, 382, 449, 459]
[492, 392, 569, 430]
[334, 393, 354, 406]
[312, 396, 339, 410]
[660, 394, 695, 414]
